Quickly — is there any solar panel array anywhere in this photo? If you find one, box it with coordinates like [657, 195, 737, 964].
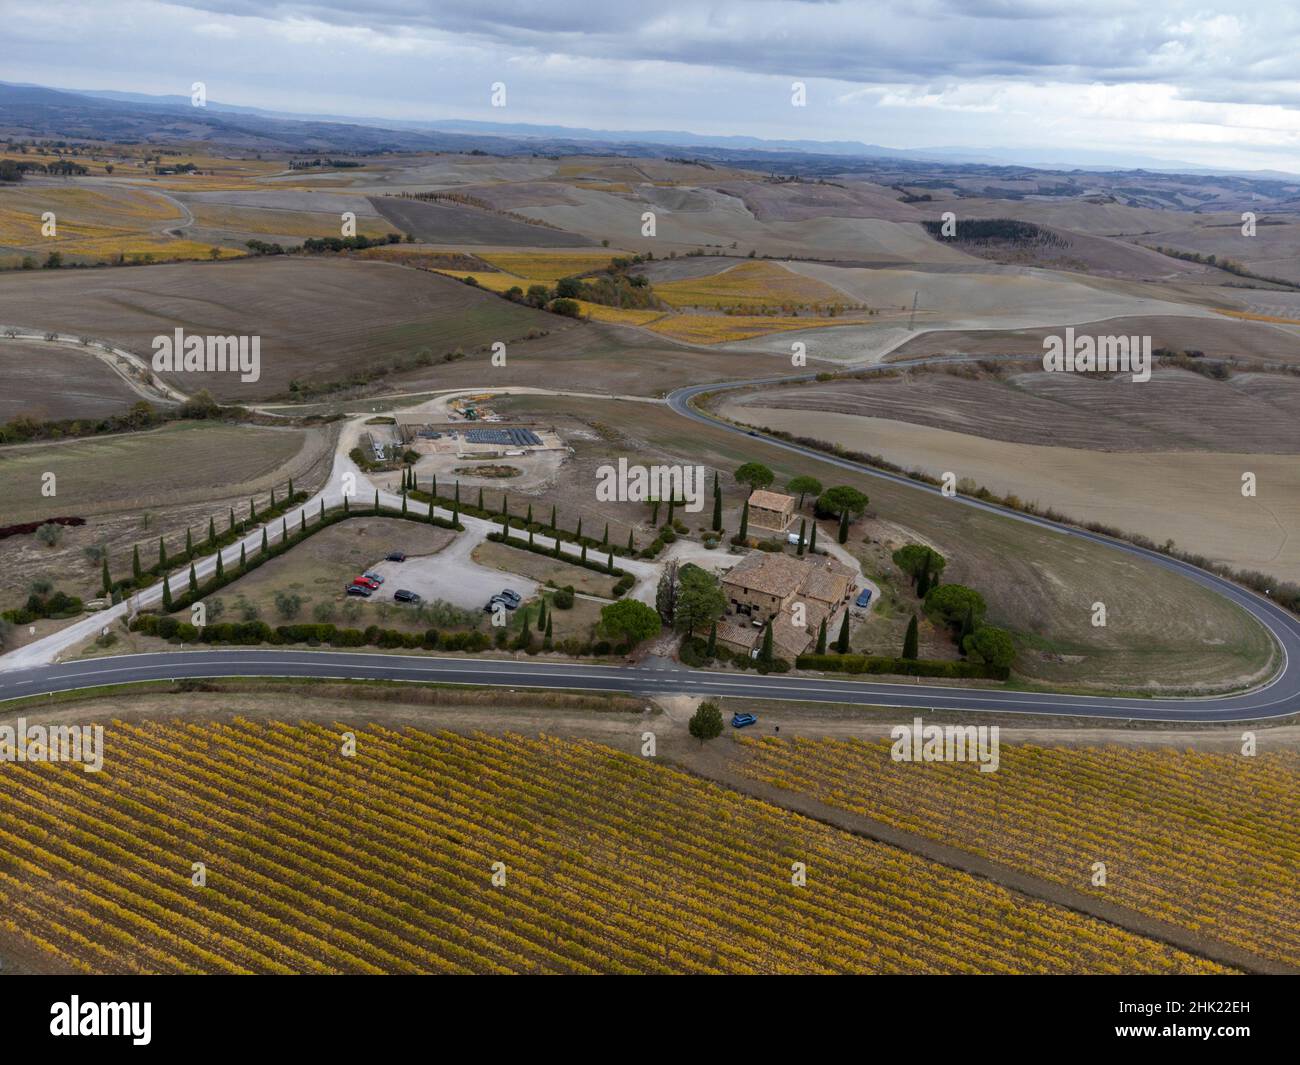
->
[464, 428, 542, 446]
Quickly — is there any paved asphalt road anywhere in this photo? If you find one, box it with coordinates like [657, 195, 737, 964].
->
[0, 371, 1296, 722]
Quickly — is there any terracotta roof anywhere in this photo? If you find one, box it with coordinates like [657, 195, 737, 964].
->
[801, 561, 853, 605]
[721, 551, 810, 598]
[747, 490, 795, 512]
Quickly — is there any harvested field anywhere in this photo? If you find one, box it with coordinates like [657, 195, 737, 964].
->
[736, 367, 1300, 454]
[888, 314, 1300, 365]
[475, 250, 624, 281]
[0, 720, 1226, 974]
[645, 313, 860, 345]
[370, 196, 594, 247]
[0, 341, 144, 421]
[0, 257, 558, 400]
[654, 260, 856, 311]
[736, 737, 1300, 966]
[719, 399, 1300, 582]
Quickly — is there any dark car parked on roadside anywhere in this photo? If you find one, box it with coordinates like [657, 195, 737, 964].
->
[394, 589, 421, 604]
[346, 585, 372, 598]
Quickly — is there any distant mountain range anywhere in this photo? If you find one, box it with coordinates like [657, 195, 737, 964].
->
[3, 81, 1298, 181]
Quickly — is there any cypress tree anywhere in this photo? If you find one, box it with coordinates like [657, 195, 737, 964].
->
[537, 600, 546, 630]
[667, 497, 675, 526]
[300, 510, 306, 533]
[239, 543, 246, 568]
[260, 528, 268, 555]
[712, 484, 722, 532]
[835, 610, 850, 654]
[162, 577, 173, 610]
[343, 495, 350, 514]
[738, 499, 749, 541]
[527, 504, 533, 524]
[796, 518, 806, 556]
[158, 537, 167, 568]
[373, 489, 380, 513]
[426, 498, 434, 523]
[431, 473, 438, 497]
[132, 544, 142, 580]
[452, 501, 459, 524]
[601, 523, 608, 546]
[502, 492, 509, 517]
[759, 621, 773, 664]
[903, 615, 919, 660]
[270, 487, 277, 510]
[207, 516, 216, 549]
[320, 498, 325, 522]
[553, 536, 562, 558]
[215, 551, 224, 578]
[228, 506, 235, 533]
[706, 621, 717, 657]
[185, 527, 193, 556]
[401, 492, 408, 516]
[627, 529, 635, 553]
[454, 481, 460, 504]
[477, 486, 484, 509]
[101, 557, 112, 596]
[288, 478, 294, 499]
[651, 500, 660, 525]
[550, 505, 557, 529]
[281, 518, 287, 543]
[188, 563, 198, 595]
[607, 551, 616, 574]
[837, 508, 849, 544]
[815, 618, 827, 654]
[581, 544, 587, 563]
[808, 521, 817, 554]
[575, 518, 583, 541]
[250, 498, 257, 522]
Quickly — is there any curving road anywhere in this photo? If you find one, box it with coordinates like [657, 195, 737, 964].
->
[1, 371, 1297, 722]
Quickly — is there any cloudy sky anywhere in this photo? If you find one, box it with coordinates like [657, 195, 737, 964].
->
[5, 0, 1300, 171]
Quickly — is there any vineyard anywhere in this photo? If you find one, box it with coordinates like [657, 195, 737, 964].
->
[0, 722, 1228, 974]
[737, 737, 1300, 966]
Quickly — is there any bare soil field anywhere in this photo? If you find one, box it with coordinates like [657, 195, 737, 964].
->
[0, 257, 558, 400]
[0, 420, 334, 604]
[736, 366, 1300, 453]
[888, 314, 1300, 364]
[720, 400, 1300, 583]
[0, 340, 144, 421]
[370, 196, 595, 247]
[495, 392, 1278, 694]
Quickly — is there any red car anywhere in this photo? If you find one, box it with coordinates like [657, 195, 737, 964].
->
[351, 576, 380, 590]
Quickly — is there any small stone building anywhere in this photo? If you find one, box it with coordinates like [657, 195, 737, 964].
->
[747, 490, 796, 533]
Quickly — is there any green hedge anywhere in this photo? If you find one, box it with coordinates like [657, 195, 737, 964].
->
[796, 653, 1008, 680]
[485, 531, 631, 591]
[165, 503, 463, 614]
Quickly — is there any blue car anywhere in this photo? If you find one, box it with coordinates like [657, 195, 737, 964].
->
[731, 712, 758, 729]
[854, 588, 872, 608]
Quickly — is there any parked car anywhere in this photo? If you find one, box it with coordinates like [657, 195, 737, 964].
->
[731, 712, 758, 728]
[854, 588, 873, 608]
[351, 576, 380, 590]
[786, 531, 803, 546]
[386, 551, 406, 562]
[363, 571, 385, 585]
[498, 589, 522, 607]
[484, 596, 510, 613]
[393, 589, 421, 604]
[346, 585, 372, 598]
